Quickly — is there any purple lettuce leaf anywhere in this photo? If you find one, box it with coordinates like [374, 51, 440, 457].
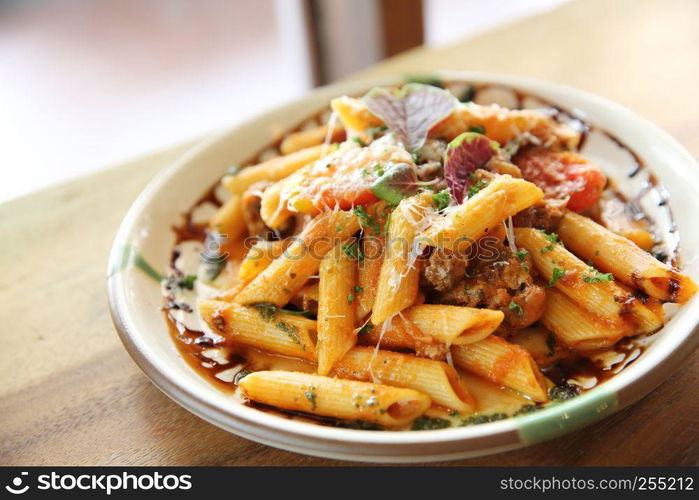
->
[363, 83, 458, 152]
[444, 132, 500, 203]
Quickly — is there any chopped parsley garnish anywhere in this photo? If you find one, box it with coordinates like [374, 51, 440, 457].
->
[304, 386, 317, 410]
[342, 240, 364, 261]
[177, 274, 197, 290]
[514, 250, 529, 261]
[411, 416, 451, 431]
[549, 383, 580, 402]
[508, 301, 524, 317]
[548, 267, 566, 287]
[540, 232, 561, 253]
[468, 125, 486, 134]
[431, 188, 451, 211]
[467, 179, 489, 198]
[513, 404, 542, 416]
[360, 168, 370, 178]
[373, 163, 385, 176]
[339, 420, 383, 430]
[353, 286, 364, 293]
[352, 136, 367, 147]
[461, 413, 508, 426]
[353, 205, 380, 234]
[251, 302, 277, 320]
[582, 268, 614, 283]
[251, 303, 310, 320]
[276, 321, 301, 345]
[347, 294, 355, 305]
[357, 323, 374, 336]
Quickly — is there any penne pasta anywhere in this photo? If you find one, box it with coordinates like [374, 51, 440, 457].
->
[458, 372, 533, 416]
[330, 96, 384, 132]
[209, 194, 246, 241]
[514, 227, 664, 335]
[334, 347, 475, 413]
[199, 300, 317, 361]
[371, 193, 432, 325]
[279, 125, 345, 155]
[541, 288, 632, 350]
[356, 236, 384, 319]
[355, 202, 389, 319]
[423, 175, 544, 252]
[317, 242, 357, 375]
[405, 304, 504, 346]
[259, 180, 291, 230]
[238, 240, 287, 283]
[359, 313, 445, 358]
[238, 371, 431, 428]
[452, 336, 549, 402]
[223, 145, 326, 196]
[162, 81, 696, 431]
[235, 210, 359, 306]
[558, 211, 697, 303]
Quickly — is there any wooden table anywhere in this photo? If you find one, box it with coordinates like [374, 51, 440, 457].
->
[2, 0, 697, 466]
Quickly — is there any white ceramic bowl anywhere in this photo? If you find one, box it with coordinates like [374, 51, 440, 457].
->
[108, 72, 699, 462]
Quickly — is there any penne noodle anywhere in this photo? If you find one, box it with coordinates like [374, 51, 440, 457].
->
[405, 304, 504, 346]
[459, 372, 533, 416]
[558, 211, 697, 303]
[289, 282, 319, 314]
[235, 210, 360, 306]
[371, 193, 432, 325]
[209, 194, 246, 241]
[317, 242, 357, 375]
[541, 288, 631, 350]
[431, 102, 581, 148]
[279, 125, 345, 155]
[334, 347, 475, 413]
[238, 240, 287, 283]
[330, 96, 384, 132]
[515, 227, 664, 335]
[223, 145, 326, 196]
[199, 300, 317, 361]
[423, 175, 544, 252]
[452, 336, 549, 403]
[356, 236, 384, 319]
[359, 313, 446, 359]
[355, 202, 390, 319]
[238, 371, 431, 428]
[259, 180, 292, 230]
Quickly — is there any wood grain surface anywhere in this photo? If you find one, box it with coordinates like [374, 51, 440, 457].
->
[1, 0, 697, 466]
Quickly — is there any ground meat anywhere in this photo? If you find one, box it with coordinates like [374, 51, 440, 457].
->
[437, 243, 546, 330]
[420, 248, 467, 292]
[512, 199, 565, 233]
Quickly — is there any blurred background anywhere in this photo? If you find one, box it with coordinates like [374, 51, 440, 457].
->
[0, 0, 570, 203]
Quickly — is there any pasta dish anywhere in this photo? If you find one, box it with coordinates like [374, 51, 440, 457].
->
[163, 81, 696, 431]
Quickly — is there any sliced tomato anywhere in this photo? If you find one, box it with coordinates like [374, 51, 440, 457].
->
[513, 149, 606, 212]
